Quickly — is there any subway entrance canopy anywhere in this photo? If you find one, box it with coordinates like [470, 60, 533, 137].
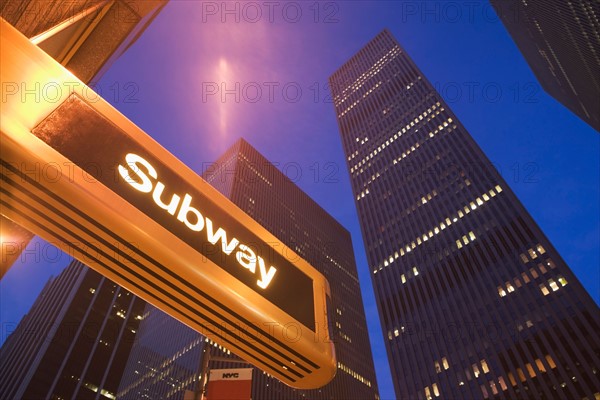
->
[0, 19, 335, 389]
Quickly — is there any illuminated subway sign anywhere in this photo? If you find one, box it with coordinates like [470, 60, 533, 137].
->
[27, 94, 315, 331]
[1, 22, 336, 389]
[118, 153, 277, 290]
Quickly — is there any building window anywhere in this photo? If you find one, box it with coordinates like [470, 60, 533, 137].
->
[558, 275, 568, 286]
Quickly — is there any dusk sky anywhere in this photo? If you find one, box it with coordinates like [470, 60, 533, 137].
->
[1, 2, 598, 399]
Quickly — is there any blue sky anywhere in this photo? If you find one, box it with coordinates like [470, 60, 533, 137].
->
[1, 2, 598, 399]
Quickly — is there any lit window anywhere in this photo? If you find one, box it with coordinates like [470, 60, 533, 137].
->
[506, 283, 515, 293]
[456, 240, 463, 249]
[530, 268, 539, 278]
[469, 231, 476, 241]
[545, 354, 557, 369]
[401, 274, 406, 283]
[535, 358, 546, 372]
[473, 364, 480, 378]
[522, 272, 530, 283]
[538, 263, 547, 273]
[558, 276, 568, 286]
[481, 360, 490, 373]
[498, 287, 507, 297]
[515, 278, 522, 288]
[476, 198, 484, 206]
[442, 357, 449, 370]
[526, 363, 536, 378]
[528, 248, 538, 259]
[435, 361, 441, 373]
[89, 288, 96, 294]
[536, 244, 546, 254]
[548, 279, 559, 291]
[432, 383, 440, 397]
[413, 266, 419, 276]
[495, 185, 502, 192]
[498, 376, 508, 391]
[520, 253, 528, 263]
[540, 283, 550, 296]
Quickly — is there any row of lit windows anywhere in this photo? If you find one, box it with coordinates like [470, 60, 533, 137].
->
[356, 188, 370, 200]
[350, 102, 441, 174]
[334, 46, 401, 106]
[387, 326, 402, 339]
[339, 80, 385, 117]
[422, 382, 440, 399]
[420, 354, 559, 399]
[374, 185, 502, 272]
[354, 136, 369, 146]
[455, 231, 477, 249]
[339, 331, 352, 343]
[470, 359, 491, 379]
[384, 187, 439, 216]
[353, 113, 453, 180]
[520, 244, 547, 263]
[434, 357, 450, 373]
[540, 276, 568, 295]
[479, 354, 559, 399]
[498, 251, 557, 298]
[337, 362, 372, 387]
[391, 118, 454, 166]
[339, 98, 363, 117]
[82, 381, 116, 399]
[239, 153, 273, 186]
[326, 254, 359, 283]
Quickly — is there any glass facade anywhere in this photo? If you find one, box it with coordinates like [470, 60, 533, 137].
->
[330, 29, 600, 399]
[118, 139, 380, 399]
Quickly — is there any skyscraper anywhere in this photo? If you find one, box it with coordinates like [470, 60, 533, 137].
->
[490, 0, 600, 132]
[330, 29, 600, 399]
[118, 138, 380, 400]
[0, 260, 145, 399]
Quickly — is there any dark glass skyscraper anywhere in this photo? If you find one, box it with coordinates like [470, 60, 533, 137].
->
[490, 0, 600, 132]
[330, 29, 600, 399]
[118, 139, 379, 400]
[0, 260, 145, 399]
